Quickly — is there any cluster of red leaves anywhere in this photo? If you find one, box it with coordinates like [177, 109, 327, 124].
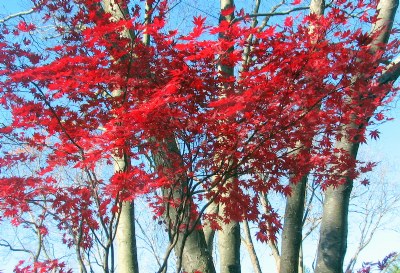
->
[0, 0, 398, 270]
[14, 259, 70, 273]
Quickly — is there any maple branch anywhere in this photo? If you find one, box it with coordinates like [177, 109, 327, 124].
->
[259, 192, 281, 270]
[379, 55, 400, 84]
[75, 220, 89, 273]
[242, 220, 263, 273]
[240, 0, 263, 68]
[0, 239, 33, 254]
[258, 0, 286, 30]
[0, 9, 34, 23]
[156, 219, 182, 273]
[153, 171, 196, 273]
[302, 177, 319, 226]
[31, 82, 84, 154]
[84, 168, 115, 250]
[203, 201, 218, 254]
[302, 218, 322, 241]
[233, 6, 310, 23]
[166, 0, 183, 14]
[27, 210, 46, 263]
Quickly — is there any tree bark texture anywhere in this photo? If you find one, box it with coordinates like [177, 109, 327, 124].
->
[279, 1, 325, 273]
[315, 122, 360, 273]
[218, 202, 241, 273]
[153, 139, 216, 273]
[116, 200, 139, 273]
[103, 1, 145, 273]
[314, 162, 356, 273]
[315, 1, 398, 273]
[279, 175, 308, 273]
[217, 1, 241, 273]
[204, 201, 219, 255]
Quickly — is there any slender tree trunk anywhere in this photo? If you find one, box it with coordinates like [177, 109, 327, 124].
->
[315, 1, 398, 273]
[242, 220, 263, 273]
[280, 175, 308, 273]
[260, 193, 280, 272]
[279, 2, 325, 272]
[217, 1, 241, 273]
[298, 244, 304, 273]
[112, 108, 139, 273]
[116, 201, 139, 273]
[314, 144, 358, 273]
[219, 202, 241, 273]
[102, 1, 145, 272]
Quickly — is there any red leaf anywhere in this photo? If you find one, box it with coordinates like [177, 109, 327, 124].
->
[369, 129, 380, 140]
[17, 21, 36, 32]
[360, 178, 370, 186]
[284, 16, 294, 27]
[375, 112, 384, 121]
[221, 5, 235, 17]
[193, 15, 206, 27]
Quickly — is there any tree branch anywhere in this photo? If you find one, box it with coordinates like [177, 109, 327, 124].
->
[242, 220, 263, 273]
[0, 239, 33, 254]
[234, 6, 310, 23]
[379, 55, 400, 84]
[0, 9, 34, 23]
[259, 193, 281, 270]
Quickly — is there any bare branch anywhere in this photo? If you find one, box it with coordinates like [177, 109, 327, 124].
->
[258, 0, 286, 30]
[0, 239, 33, 254]
[242, 220, 263, 273]
[0, 9, 34, 24]
[259, 192, 281, 270]
[234, 6, 310, 23]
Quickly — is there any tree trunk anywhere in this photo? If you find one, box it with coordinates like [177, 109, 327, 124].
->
[217, 1, 241, 273]
[102, 2, 144, 272]
[315, 1, 398, 273]
[175, 225, 215, 273]
[123, 0, 215, 271]
[153, 139, 216, 273]
[315, 124, 360, 273]
[116, 201, 139, 273]
[298, 244, 304, 273]
[279, 175, 308, 273]
[279, 0, 325, 272]
[112, 130, 139, 273]
[314, 159, 356, 273]
[219, 203, 241, 273]
[204, 201, 219, 254]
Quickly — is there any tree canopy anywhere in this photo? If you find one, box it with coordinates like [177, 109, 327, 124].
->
[0, 0, 399, 272]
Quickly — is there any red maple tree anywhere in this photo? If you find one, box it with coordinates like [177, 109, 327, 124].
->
[0, 0, 398, 272]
